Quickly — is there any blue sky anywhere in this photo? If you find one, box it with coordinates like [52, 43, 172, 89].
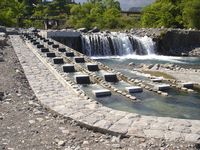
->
[75, 0, 155, 10]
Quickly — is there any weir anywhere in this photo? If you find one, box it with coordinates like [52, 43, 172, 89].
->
[40, 30, 156, 57]
[81, 33, 156, 56]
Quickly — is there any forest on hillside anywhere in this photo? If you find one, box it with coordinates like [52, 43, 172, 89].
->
[0, 0, 200, 30]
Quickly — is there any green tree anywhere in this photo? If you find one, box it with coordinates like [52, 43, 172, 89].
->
[0, 0, 23, 26]
[141, 0, 200, 29]
[103, 8, 121, 29]
[183, 0, 200, 29]
[141, 0, 183, 28]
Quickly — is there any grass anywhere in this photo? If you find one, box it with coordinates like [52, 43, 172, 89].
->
[142, 70, 175, 80]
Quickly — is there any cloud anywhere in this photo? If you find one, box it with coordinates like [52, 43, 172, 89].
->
[75, 0, 155, 10]
[120, 0, 155, 10]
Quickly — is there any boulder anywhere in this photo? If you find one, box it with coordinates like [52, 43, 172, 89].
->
[77, 28, 88, 33]
[0, 32, 7, 46]
[105, 30, 111, 34]
[0, 26, 6, 33]
[6, 28, 19, 35]
[89, 27, 100, 33]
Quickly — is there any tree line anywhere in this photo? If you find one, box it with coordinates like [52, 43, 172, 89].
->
[0, 0, 200, 30]
[142, 0, 200, 29]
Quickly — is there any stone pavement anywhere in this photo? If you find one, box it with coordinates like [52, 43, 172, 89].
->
[10, 35, 200, 143]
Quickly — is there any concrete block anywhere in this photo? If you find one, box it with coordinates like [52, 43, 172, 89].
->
[41, 48, 49, 53]
[182, 82, 193, 88]
[43, 39, 49, 42]
[126, 86, 143, 93]
[65, 52, 75, 57]
[33, 41, 39, 45]
[103, 73, 118, 82]
[31, 39, 36, 43]
[155, 84, 170, 91]
[53, 57, 64, 64]
[75, 75, 90, 84]
[151, 78, 163, 82]
[48, 41, 54, 45]
[52, 44, 59, 48]
[62, 64, 75, 73]
[93, 89, 111, 97]
[58, 48, 66, 52]
[27, 37, 33, 40]
[36, 44, 44, 48]
[87, 64, 99, 72]
[46, 52, 56, 57]
[74, 57, 85, 63]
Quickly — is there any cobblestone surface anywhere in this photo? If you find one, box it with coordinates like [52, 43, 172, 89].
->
[10, 35, 200, 143]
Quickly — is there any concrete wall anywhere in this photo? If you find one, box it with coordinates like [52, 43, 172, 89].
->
[157, 29, 200, 56]
[39, 29, 81, 38]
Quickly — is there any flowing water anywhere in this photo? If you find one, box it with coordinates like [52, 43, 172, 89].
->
[90, 55, 200, 120]
[81, 32, 156, 56]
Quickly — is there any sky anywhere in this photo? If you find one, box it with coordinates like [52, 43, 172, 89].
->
[75, 0, 155, 10]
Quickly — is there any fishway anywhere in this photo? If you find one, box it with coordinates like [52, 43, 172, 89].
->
[9, 33, 200, 143]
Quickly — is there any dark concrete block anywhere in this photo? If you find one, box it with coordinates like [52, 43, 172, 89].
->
[62, 64, 75, 73]
[27, 37, 33, 40]
[65, 52, 75, 57]
[104, 73, 118, 82]
[74, 57, 85, 63]
[43, 39, 49, 42]
[93, 89, 111, 97]
[40, 37, 45, 40]
[53, 57, 64, 64]
[87, 64, 99, 72]
[46, 52, 56, 58]
[52, 44, 59, 48]
[126, 86, 143, 93]
[33, 41, 39, 45]
[36, 44, 44, 48]
[48, 41, 54, 45]
[58, 48, 66, 52]
[155, 84, 170, 91]
[182, 82, 193, 88]
[75, 75, 90, 84]
[31, 39, 36, 43]
[41, 48, 49, 53]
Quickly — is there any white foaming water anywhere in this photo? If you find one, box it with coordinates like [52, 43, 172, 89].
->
[92, 54, 200, 64]
[81, 32, 156, 56]
[133, 35, 155, 55]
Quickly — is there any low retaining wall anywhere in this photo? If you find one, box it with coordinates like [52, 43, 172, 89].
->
[156, 29, 200, 56]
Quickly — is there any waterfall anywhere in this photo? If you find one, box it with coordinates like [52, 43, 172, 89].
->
[81, 32, 156, 56]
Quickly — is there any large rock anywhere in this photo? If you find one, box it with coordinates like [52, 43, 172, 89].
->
[77, 28, 88, 33]
[0, 26, 6, 33]
[6, 28, 19, 35]
[0, 32, 7, 46]
[89, 27, 100, 33]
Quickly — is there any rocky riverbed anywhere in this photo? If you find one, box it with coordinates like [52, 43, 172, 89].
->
[134, 63, 200, 84]
[0, 34, 200, 149]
